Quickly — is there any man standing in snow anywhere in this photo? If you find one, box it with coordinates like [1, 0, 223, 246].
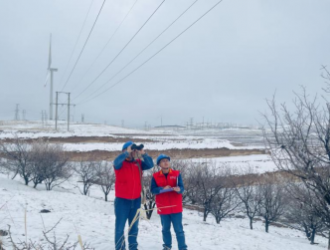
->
[151, 154, 188, 250]
[113, 141, 154, 250]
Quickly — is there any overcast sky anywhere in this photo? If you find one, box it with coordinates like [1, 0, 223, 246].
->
[1, 0, 330, 128]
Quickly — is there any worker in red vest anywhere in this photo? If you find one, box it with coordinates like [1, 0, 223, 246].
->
[113, 141, 154, 250]
[151, 154, 188, 250]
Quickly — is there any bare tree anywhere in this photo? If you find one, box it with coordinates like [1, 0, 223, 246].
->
[170, 159, 199, 204]
[321, 65, 330, 93]
[96, 161, 115, 202]
[262, 87, 330, 246]
[235, 183, 262, 230]
[195, 163, 225, 222]
[257, 180, 286, 233]
[74, 160, 99, 196]
[284, 183, 326, 245]
[29, 140, 70, 190]
[184, 164, 200, 205]
[0, 135, 32, 185]
[210, 185, 240, 224]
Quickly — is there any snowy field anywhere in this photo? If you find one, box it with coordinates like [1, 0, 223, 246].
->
[0, 121, 265, 155]
[0, 172, 327, 250]
[61, 139, 263, 152]
[0, 121, 327, 249]
[0, 121, 170, 138]
[191, 154, 277, 174]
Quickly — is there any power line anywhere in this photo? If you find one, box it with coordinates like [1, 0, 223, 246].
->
[70, 0, 139, 93]
[77, 0, 223, 105]
[59, 0, 94, 89]
[73, 0, 166, 98]
[74, 0, 198, 102]
[61, 0, 107, 92]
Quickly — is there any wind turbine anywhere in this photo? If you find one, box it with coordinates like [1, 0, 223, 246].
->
[45, 34, 58, 120]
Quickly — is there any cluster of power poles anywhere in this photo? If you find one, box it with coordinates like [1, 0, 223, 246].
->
[14, 104, 26, 121]
[54, 92, 75, 130]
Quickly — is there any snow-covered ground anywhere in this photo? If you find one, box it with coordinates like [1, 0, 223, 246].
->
[191, 154, 277, 174]
[0, 173, 327, 250]
[0, 121, 159, 138]
[61, 139, 264, 152]
[0, 121, 326, 249]
[0, 121, 264, 147]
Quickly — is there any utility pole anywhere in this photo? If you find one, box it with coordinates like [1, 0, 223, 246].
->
[55, 92, 59, 130]
[67, 92, 70, 131]
[48, 34, 58, 120]
[81, 114, 84, 123]
[14, 104, 20, 120]
[55, 92, 74, 131]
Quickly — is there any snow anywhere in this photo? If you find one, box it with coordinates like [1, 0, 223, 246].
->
[0, 172, 327, 250]
[62, 139, 240, 151]
[1, 121, 318, 249]
[191, 154, 277, 174]
[0, 121, 157, 139]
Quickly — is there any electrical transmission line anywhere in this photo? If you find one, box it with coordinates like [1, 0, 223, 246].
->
[73, 0, 198, 101]
[61, 0, 107, 92]
[77, 0, 224, 105]
[58, 0, 94, 89]
[72, 0, 166, 99]
[70, 0, 139, 93]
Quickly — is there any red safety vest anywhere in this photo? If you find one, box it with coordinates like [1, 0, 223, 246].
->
[114, 159, 142, 199]
[153, 169, 183, 215]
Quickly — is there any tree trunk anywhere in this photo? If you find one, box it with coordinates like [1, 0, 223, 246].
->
[24, 176, 29, 186]
[46, 183, 51, 191]
[310, 228, 316, 245]
[265, 221, 269, 233]
[11, 169, 18, 180]
[105, 193, 108, 202]
[83, 185, 88, 195]
[203, 209, 208, 222]
[249, 217, 253, 230]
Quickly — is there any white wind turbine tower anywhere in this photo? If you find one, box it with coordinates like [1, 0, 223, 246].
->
[45, 34, 58, 120]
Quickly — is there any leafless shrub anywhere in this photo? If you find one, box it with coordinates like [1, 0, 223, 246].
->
[0, 136, 70, 189]
[170, 159, 196, 203]
[210, 183, 240, 224]
[29, 140, 70, 190]
[6, 223, 93, 250]
[143, 168, 158, 220]
[0, 135, 33, 184]
[233, 175, 262, 229]
[257, 177, 286, 233]
[262, 86, 330, 245]
[193, 163, 227, 222]
[74, 160, 99, 196]
[284, 182, 326, 245]
[95, 161, 115, 202]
